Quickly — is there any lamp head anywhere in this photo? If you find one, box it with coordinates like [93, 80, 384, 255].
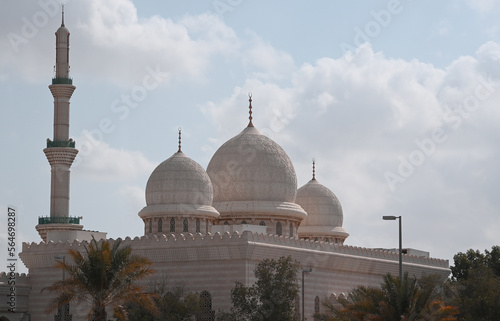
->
[383, 216, 397, 220]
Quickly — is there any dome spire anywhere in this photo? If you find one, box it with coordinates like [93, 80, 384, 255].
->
[247, 92, 254, 127]
[61, 4, 65, 27]
[312, 158, 316, 180]
[178, 127, 182, 153]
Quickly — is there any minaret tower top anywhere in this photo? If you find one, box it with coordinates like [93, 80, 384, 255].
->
[55, 5, 71, 81]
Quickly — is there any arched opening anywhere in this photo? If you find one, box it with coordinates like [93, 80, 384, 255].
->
[199, 290, 215, 321]
[158, 218, 163, 233]
[170, 218, 176, 232]
[276, 222, 282, 236]
[314, 295, 320, 320]
[183, 218, 189, 232]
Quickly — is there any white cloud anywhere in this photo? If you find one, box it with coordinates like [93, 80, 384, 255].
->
[201, 40, 500, 259]
[0, 0, 239, 86]
[241, 32, 296, 81]
[72, 135, 156, 182]
[117, 185, 146, 219]
[465, 0, 500, 13]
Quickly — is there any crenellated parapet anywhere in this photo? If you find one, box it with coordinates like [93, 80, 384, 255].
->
[0, 272, 29, 282]
[20, 231, 448, 270]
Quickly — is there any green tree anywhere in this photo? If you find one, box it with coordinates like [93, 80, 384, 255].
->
[45, 237, 156, 321]
[126, 282, 203, 321]
[450, 246, 500, 321]
[451, 246, 500, 281]
[323, 272, 458, 321]
[223, 256, 300, 321]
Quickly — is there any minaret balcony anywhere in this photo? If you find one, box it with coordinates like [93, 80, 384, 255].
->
[52, 77, 73, 85]
[38, 216, 81, 225]
[46, 140, 75, 148]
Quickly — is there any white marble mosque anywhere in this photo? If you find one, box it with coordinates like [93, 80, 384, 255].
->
[0, 12, 449, 321]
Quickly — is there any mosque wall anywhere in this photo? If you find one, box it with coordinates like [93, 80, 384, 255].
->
[18, 231, 449, 320]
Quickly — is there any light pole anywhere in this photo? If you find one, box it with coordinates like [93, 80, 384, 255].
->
[383, 215, 402, 281]
[302, 267, 312, 321]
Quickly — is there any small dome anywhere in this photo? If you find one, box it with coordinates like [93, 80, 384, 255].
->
[296, 178, 348, 242]
[139, 151, 219, 219]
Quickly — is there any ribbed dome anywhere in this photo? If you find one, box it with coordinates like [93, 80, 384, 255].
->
[296, 178, 348, 242]
[139, 151, 219, 219]
[207, 126, 297, 202]
[206, 125, 306, 221]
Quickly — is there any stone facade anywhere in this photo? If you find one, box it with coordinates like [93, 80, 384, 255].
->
[11, 231, 450, 321]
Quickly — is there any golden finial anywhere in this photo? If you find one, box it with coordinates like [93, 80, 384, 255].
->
[247, 92, 254, 127]
[312, 158, 316, 180]
[178, 127, 182, 152]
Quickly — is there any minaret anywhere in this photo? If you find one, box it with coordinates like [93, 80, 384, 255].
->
[36, 9, 82, 241]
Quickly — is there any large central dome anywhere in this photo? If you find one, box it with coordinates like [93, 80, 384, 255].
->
[206, 99, 306, 226]
[207, 126, 298, 203]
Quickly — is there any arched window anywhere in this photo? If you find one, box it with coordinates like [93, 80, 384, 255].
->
[276, 222, 282, 236]
[224, 221, 229, 225]
[148, 219, 152, 234]
[315, 295, 320, 316]
[325, 238, 330, 243]
[259, 221, 266, 226]
[241, 220, 247, 224]
[199, 290, 214, 321]
[170, 218, 175, 232]
[158, 218, 163, 233]
[289, 222, 294, 237]
[183, 218, 189, 232]
[54, 302, 71, 321]
[196, 219, 201, 233]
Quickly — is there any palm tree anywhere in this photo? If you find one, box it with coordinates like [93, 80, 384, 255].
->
[324, 272, 458, 321]
[45, 237, 156, 321]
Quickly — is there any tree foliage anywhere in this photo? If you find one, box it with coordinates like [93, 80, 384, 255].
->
[45, 237, 156, 321]
[450, 246, 500, 321]
[126, 281, 204, 321]
[451, 245, 500, 281]
[223, 256, 300, 321]
[323, 272, 458, 321]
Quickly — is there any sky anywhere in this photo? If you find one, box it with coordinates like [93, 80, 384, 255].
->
[1, 0, 500, 274]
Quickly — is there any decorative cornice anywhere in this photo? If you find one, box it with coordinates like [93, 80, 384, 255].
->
[49, 84, 76, 98]
[43, 147, 78, 166]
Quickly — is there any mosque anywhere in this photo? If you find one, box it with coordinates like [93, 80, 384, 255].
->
[0, 13, 450, 321]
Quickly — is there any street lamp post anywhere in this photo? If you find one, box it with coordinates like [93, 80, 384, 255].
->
[382, 215, 402, 281]
[302, 267, 312, 321]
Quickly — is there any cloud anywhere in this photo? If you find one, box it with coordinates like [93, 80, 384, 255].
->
[117, 185, 146, 219]
[72, 135, 156, 182]
[201, 40, 500, 259]
[465, 0, 500, 13]
[0, 0, 239, 86]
